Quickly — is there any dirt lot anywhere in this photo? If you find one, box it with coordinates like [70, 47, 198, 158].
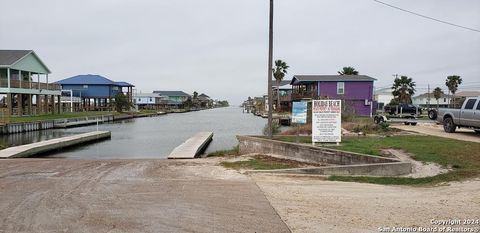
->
[1, 156, 479, 233]
[0, 158, 289, 233]
[392, 123, 480, 143]
[252, 174, 480, 233]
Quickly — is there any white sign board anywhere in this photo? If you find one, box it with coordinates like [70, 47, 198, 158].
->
[312, 100, 342, 143]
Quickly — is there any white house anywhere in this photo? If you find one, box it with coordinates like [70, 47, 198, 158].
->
[133, 93, 162, 109]
[374, 87, 394, 110]
[412, 92, 451, 108]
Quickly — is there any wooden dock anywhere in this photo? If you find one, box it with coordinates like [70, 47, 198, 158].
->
[0, 131, 111, 158]
[168, 132, 213, 159]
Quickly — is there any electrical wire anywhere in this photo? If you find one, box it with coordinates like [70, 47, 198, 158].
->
[373, 0, 480, 33]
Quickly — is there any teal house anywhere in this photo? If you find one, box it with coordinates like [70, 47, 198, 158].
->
[153, 91, 191, 108]
[0, 50, 62, 116]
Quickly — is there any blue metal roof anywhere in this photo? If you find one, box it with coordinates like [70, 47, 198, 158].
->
[114, 81, 134, 87]
[55, 74, 116, 85]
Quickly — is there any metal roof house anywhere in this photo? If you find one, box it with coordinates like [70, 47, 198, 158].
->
[153, 90, 190, 102]
[55, 74, 134, 111]
[290, 75, 376, 116]
[0, 50, 62, 116]
[152, 91, 191, 109]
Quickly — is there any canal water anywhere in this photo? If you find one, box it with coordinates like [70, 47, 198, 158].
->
[0, 107, 266, 159]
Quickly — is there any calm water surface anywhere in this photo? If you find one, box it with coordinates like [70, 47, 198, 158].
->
[0, 107, 266, 159]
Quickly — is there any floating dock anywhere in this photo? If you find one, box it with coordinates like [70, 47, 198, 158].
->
[0, 131, 111, 158]
[168, 132, 213, 159]
[54, 119, 102, 128]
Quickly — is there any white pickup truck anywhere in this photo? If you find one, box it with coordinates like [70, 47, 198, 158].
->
[437, 96, 480, 133]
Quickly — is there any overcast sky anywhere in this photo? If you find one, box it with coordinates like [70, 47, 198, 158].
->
[1, 0, 479, 104]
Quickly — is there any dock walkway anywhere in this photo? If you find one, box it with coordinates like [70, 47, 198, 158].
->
[0, 131, 111, 158]
[168, 132, 213, 159]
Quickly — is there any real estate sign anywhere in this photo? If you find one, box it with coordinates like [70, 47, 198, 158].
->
[312, 100, 342, 143]
[291, 101, 307, 124]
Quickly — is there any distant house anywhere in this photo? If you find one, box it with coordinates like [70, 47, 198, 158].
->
[0, 50, 62, 116]
[133, 93, 162, 110]
[153, 91, 191, 108]
[273, 80, 292, 112]
[374, 87, 394, 110]
[55, 74, 134, 111]
[455, 91, 480, 98]
[197, 93, 213, 108]
[451, 91, 480, 107]
[412, 92, 451, 108]
[290, 75, 376, 116]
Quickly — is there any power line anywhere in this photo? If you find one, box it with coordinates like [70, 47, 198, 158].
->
[373, 0, 480, 33]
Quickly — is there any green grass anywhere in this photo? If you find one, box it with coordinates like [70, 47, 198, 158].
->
[274, 135, 480, 185]
[138, 109, 161, 114]
[220, 156, 297, 170]
[207, 146, 239, 157]
[4, 111, 117, 123]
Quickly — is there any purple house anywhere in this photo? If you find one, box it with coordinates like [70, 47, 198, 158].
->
[290, 75, 376, 116]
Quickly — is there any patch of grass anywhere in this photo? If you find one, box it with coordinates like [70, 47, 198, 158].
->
[329, 170, 471, 186]
[220, 154, 314, 170]
[273, 135, 480, 185]
[207, 145, 239, 157]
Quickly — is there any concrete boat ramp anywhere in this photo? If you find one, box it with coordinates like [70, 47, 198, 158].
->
[0, 131, 111, 158]
[168, 132, 213, 159]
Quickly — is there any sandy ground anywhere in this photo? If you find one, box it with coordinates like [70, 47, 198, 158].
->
[0, 158, 289, 233]
[382, 149, 448, 178]
[251, 174, 480, 233]
[392, 123, 480, 143]
[2, 154, 479, 233]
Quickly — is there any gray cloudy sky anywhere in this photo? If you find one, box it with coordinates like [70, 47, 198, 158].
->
[1, 0, 479, 104]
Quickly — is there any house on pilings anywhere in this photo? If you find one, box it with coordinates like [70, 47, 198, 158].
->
[55, 74, 134, 112]
[0, 50, 62, 117]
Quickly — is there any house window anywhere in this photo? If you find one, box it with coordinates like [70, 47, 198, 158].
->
[149, 98, 152, 102]
[112, 86, 119, 91]
[444, 98, 446, 102]
[337, 82, 344, 95]
[83, 85, 88, 89]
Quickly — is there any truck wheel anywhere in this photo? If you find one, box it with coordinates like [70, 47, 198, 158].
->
[443, 118, 456, 133]
[475, 130, 480, 134]
[428, 110, 437, 120]
[411, 122, 417, 126]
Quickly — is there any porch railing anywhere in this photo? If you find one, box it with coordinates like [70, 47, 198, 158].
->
[0, 80, 61, 91]
[291, 91, 319, 100]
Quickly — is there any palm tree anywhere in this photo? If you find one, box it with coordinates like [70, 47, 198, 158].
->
[391, 76, 416, 104]
[445, 75, 462, 108]
[272, 60, 289, 112]
[338, 66, 359, 75]
[433, 87, 444, 109]
[192, 91, 199, 108]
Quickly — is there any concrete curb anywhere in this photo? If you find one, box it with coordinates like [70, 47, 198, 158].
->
[246, 162, 413, 177]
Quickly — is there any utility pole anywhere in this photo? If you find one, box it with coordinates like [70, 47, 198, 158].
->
[267, 0, 274, 138]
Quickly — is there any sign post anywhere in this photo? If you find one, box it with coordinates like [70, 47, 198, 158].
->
[312, 100, 342, 145]
[292, 101, 307, 143]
